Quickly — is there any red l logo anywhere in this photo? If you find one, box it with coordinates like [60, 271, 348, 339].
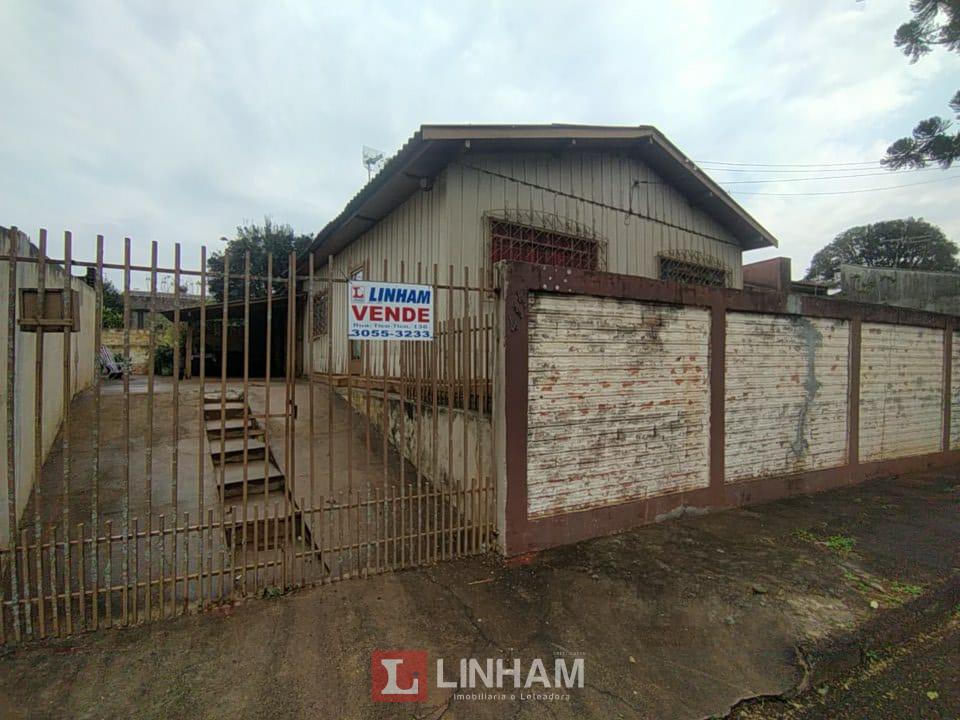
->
[371, 650, 428, 702]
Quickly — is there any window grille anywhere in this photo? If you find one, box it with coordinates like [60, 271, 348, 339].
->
[489, 219, 600, 271]
[659, 255, 728, 288]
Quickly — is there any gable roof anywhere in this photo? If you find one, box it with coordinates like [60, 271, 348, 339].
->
[298, 124, 777, 270]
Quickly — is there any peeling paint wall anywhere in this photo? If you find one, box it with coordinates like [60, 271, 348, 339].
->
[859, 323, 943, 462]
[526, 293, 710, 518]
[725, 313, 849, 482]
[952, 338, 960, 450]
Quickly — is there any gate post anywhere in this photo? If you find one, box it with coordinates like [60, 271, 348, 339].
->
[494, 261, 531, 557]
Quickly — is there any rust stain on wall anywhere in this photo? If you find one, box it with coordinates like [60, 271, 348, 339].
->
[526, 293, 710, 518]
[725, 313, 849, 482]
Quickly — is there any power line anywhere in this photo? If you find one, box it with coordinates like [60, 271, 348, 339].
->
[727, 174, 960, 196]
[721, 168, 959, 184]
[697, 159, 882, 168]
[701, 165, 930, 175]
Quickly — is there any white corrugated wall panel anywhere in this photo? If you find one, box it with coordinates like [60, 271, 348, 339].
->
[952, 337, 960, 449]
[859, 323, 943, 462]
[526, 293, 711, 518]
[725, 313, 849, 482]
[454, 152, 744, 288]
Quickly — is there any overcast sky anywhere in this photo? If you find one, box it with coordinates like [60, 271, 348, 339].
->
[1, 0, 958, 288]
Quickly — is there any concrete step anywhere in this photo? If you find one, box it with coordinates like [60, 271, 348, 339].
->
[210, 437, 267, 463]
[204, 402, 247, 421]
[205, 418, 261, 439]
[204, 389, 244, 403]
[223, 495, 309, 550]
[219, 460, 285, 498]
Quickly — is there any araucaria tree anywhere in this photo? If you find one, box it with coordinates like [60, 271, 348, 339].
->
[804, 218, 959, 283]
[208, 218, 313, 303]
[883, 1, 960, 169]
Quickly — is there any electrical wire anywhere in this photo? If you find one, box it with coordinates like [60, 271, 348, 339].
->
[696, 159, 882, 168]
[720, 168, 960, 184]
[699, 165, 931, 175]
[727, 174, 960, 196]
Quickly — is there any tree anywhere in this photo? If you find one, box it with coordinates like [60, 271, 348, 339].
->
[208, 218, 313, 303]
[883, 1, 960, 169]
[804, 218, 958, 283]
[101, 277, 124, 329]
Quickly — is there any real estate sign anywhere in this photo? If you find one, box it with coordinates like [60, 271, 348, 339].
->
[348, 280, 434, 341]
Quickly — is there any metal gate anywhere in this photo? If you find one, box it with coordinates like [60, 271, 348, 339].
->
[0, 226, 496, 644]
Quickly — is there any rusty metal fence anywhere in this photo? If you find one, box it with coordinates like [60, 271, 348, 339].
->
[0, 228, 497, 644]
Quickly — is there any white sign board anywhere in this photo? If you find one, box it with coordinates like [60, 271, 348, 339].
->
[348, 280, 434, 341]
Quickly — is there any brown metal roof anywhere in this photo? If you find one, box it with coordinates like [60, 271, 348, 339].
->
[297, 124, 778, 271]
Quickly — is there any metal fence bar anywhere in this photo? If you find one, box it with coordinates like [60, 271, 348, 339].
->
[5, 230, 21, 641]
[2, 239, 497, 644]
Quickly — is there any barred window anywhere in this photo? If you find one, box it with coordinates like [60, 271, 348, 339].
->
[312, 291, 328, 336]
[659, 257, 727, 288]
[490, 219, 599, 270]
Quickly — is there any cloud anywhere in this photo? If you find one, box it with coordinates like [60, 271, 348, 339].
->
[0, 0, 957, 282]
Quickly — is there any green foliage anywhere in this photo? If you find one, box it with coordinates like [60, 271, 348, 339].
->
[890, 581, 923, 596]
[207, 217, 313, 303]
[825, 535, 855, 554]
[98, 277, 125, 329]
[102, 306, 123, 329]
[792, 528, 817, 543]
[804, 218, 958, 283]
[884, 2, 960, 168]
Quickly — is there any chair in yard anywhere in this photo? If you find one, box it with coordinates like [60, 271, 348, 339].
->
[98, 346, 124, 379]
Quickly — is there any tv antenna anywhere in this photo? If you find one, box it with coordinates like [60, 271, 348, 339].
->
[362, 146, 386, 180]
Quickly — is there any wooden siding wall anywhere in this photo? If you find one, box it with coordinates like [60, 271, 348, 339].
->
[307, 177, 449, 376]
[307, 149, 746, 377]
[449, 153, 743, 286]
[859, 323, 944, 462]
[526, 294, 710, 517]
[725, 313, 850, 482]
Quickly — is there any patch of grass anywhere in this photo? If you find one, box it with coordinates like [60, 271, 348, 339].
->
[793, 528, 818, 543]
[262, 586, 284, 599]
[890, 581, 923, 596]
[825, 534, 855, 554]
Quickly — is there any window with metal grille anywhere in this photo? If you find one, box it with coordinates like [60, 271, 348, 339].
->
[659, 257, 727, 287]
[489, 219, 599, 270]
[312, 291, 328, 336]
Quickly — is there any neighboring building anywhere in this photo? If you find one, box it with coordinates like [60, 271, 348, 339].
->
[743, 258, 960, 315]
[101, 287, 205, 374]
[839, 264, 960, 315]
[298, 124, 778, 375]
[742, 257, 833, 297]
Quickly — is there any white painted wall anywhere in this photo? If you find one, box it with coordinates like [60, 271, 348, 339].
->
[525, 293, 711, 517]
[725, 313, 849, 481]
[859, 323, 943, 462]
[0, 230, 97, 549]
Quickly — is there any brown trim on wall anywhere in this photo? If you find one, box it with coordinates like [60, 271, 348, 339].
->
[502, 274, 530, 553]
[708, 301, 726, 499]
[848, 314, 861, 469]
[498, 261, 960, 556]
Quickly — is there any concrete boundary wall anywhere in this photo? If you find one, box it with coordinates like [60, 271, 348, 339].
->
[0, 230, 98, 549]
[496, 261, 960, 556]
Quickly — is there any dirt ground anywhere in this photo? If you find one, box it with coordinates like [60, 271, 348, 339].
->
[1, 466, 958, 720]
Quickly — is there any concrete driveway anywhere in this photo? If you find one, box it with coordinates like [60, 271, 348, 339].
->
[1, 466, 958, 719]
